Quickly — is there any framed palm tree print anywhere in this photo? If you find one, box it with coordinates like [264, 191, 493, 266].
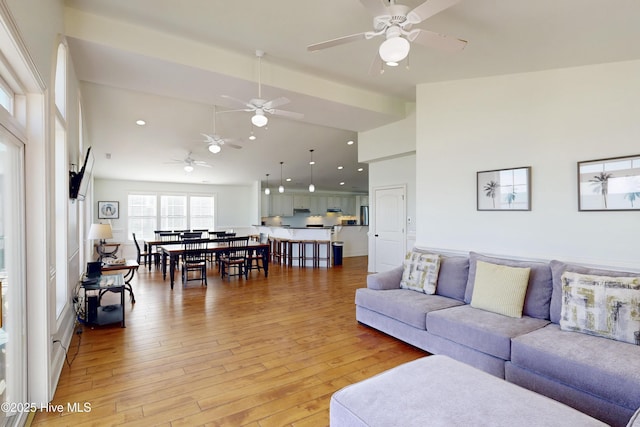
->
[477, 167, 531, 211]
[578, 154, 640, 211]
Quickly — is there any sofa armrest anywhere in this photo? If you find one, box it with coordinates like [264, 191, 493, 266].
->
[367, 266, 403, 290]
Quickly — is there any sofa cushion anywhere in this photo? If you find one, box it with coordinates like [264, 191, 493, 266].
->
[560, 271, 640, 345]
[435, 255, 469, 301]
[464, 252, 552, 320]
[510, 323, 640, 411]
[550, 260, 640, 323]
[355, 288, 463, 330]
[400, 251, 441, 294]
[427, 305, 549, 360]
[471, 261, 531, 318]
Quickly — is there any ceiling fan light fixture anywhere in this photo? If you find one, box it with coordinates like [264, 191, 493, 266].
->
[184, 164, 194, 173]
[379, 36, 410, 65]
[208, 143, 221, 154]
[252, 110, 268, 127]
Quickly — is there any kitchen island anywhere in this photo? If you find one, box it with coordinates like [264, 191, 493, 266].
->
[253, 225, 368, 267]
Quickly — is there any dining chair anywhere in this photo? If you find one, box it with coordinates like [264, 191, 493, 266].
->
[182, 239, 208, 286]
[247, 233, 268, 273]
[132, 232, 159, 270]
[220, 236, 249, 280]
[181, 231, 202, 239]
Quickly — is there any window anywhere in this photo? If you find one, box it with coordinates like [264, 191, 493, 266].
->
[0, 76, 13, 115]
[161, 195, 186, 230]
[190, 196, 215, 230]
[128, 194, 157, 240]
[128, 193, 215, 240]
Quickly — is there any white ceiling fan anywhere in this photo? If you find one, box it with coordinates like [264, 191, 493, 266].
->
[166, 153, 212, 173]
[220, 50, 304, 128]
[307, 0, 467, 69]
[201, 105, 242, 154]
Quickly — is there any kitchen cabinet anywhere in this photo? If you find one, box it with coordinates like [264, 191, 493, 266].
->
[310, 196, 327, 215]
[293, 195, 311, 210]
[261, 193, 270, 217]
[270, 194, 294, 216]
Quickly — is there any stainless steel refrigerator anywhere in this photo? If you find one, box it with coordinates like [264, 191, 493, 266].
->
[360, 205, 369, 226]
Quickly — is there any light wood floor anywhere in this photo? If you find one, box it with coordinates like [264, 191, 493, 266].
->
[32, 257, 426, 426]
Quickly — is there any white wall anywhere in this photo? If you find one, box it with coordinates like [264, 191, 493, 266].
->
[6, 0, 85, 404]
[359, 110, 416, 271]
[416, 60, 640, 269]
[93, 178, 258, 230]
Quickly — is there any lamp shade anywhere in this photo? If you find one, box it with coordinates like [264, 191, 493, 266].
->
[88, 223, 113, 240]
[379, 36, 410, 65]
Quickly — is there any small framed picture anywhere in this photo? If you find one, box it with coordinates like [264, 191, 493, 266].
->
[477, 167, 531, 211]
[98, 201, 119, 219]
[578, 154, 640, 211]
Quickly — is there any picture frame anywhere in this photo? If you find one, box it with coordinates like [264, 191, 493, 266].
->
[98, 201, 119, 219]
[578, 154, 640, 211]
[477, 166, 531, 211]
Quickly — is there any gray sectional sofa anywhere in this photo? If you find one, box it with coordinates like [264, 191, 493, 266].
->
[355, 251, 640, 427]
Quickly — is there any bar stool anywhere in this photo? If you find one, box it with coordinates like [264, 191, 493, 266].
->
[315, 240, 331, 268]
[301, 240, 317, 268]
[273, 238, 288, 265]
[287, 239, 303, 267]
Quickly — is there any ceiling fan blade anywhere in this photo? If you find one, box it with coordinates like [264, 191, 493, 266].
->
[307, 32, 367, 52]
[226, 143, 242, 149]
[215, 108, 254, 114]
[263, 96, 290, 110]
[270, 109, 304, 120]
[220, 94, 254, 109]
[407, 28, 467, 52]
[359, 0, 389, 16]
[406, 0, 460, 24]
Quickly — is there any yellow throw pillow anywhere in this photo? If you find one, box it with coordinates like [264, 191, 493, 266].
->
[470, 260, 531, 318]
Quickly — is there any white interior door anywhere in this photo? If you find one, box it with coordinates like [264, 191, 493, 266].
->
[373, 185, 406, 272]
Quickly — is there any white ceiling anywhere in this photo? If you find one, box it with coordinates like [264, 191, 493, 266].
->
[63, 0, 640, 193]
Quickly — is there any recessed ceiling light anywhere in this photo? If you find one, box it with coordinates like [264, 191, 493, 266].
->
[347, 140, 354, 145]
[358, 167, 364, 172]
[136, 119, 146, 126]
[337, 166, 343, 170]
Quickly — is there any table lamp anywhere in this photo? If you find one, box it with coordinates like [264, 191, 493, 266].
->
[88, 223, 113, 261]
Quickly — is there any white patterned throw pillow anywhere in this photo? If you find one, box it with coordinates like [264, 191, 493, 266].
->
[400, 251, 441, 294]
[560, 271, 640, 345]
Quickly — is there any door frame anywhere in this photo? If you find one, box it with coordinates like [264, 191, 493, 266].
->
[369, 184, 406, 273]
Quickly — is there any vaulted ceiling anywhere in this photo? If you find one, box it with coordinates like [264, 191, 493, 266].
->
[64, 0, 640, 192]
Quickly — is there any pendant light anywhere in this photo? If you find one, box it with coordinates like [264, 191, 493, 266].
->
[264, 173, 271, 195]
[308, 149, 315, 193]
[278, 161, 285, 193]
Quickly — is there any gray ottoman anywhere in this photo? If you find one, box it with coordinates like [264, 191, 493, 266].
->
[330, 355, 607, 426]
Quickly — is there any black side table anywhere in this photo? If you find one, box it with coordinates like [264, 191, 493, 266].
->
[81, 273, 126, 328]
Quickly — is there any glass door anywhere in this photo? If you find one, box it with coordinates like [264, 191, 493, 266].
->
[0, 127, 27, 427]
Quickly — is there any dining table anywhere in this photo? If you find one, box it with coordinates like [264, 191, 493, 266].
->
[158, 240, 270, 289]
